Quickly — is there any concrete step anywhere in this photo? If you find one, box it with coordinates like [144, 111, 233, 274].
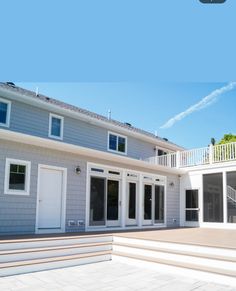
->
[0, 234, 113, 251]
[112, 236, 236, 282]
[112, 251, 236, 277]
[0, 250, 112, 277]
[113, 242, 236, 263]
[0, 242, 112, 263]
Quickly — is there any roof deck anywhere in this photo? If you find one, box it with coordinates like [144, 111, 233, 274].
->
[146, 141, 236, 169]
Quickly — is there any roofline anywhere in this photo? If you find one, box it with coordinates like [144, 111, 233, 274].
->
[0, 86, 184, 152]
[0, 129, 185, 175]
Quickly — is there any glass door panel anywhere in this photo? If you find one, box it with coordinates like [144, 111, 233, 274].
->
[89, 177, 105, 226]
[155, 185, 164, 223]
[107, 180, 120, 226]
[143, 184, 152, 225]
[126, 182, 137, 225]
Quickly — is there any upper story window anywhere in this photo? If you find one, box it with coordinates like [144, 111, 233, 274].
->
[4, 158, 31, 195]
[49, 113, 64, 140]
[0, 97, 11, 127]
[108, 132, 127, 154]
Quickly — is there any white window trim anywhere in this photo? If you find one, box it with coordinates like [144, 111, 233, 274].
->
[4, 158, 31, 196]
[48, 113, 64, 140]
[107, 131, 127, 155]
[0, 97, 11, 128]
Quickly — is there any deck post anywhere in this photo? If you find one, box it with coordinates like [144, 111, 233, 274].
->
[209, 144, 213, 164]
[176, 151, 180, 168]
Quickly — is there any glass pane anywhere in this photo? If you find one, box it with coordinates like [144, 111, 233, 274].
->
[144, 185, 152, 220]
[226, 171, 236, 223]
[128, 183, 136, 219]
[51, 117, 61, 137]
[203, 173, 223, 223]
[0, 102, 8, 124]
[9, 164, 26, 190]
[109, 134, 117, 151]
[118, 136, 126, 153]
[186, 210, 198, 221]
[90, 177, 105, 226]
[186, 190, 198, 209]
[155, 185, 164, 223]
[107, 180, 119, 220]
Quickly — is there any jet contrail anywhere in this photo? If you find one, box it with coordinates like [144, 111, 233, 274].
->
[160, 82, 236, 129]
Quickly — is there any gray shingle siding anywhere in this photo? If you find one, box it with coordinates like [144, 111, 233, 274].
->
[0, 140, 87, 235]
[2, 97, 157, 160]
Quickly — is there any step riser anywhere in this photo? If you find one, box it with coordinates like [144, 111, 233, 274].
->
[0, 254, 112, 277]
[113, 245, 235, 271]
[0, 236, 113, 251]
[113, 236, 236, 259]
[1, 245, 112, 263]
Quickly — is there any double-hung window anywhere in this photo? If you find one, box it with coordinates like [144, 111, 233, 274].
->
[4, 159, 31, 195]
[0, 97, 11, 127]
[49, 113, 64, 140]
[108, 132, 127, 154]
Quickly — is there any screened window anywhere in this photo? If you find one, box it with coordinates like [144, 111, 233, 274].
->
[0, 98, 11, 127]
[4, 159, 31, 195]
[108, 132, 127, 154]
[203, 173, 223, 223]
[49, 113, 64, 139]
[226, 171, 236, 223]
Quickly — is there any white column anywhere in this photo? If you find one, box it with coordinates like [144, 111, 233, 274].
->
[121, 171, 126, 228]
[209, 144, 213, 164]
[176, 151, 180, 168]
[138, 174, 143, 227]
[223, 171, 227, 224]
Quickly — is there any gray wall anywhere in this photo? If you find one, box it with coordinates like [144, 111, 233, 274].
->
[0, 96, 157, 160]
[0, 140, 180, 235]
[0, 140, 87, 235]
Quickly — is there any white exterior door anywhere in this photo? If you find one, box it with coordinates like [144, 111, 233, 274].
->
[143, 184, 153, 225]
[37, 166, 64, 230]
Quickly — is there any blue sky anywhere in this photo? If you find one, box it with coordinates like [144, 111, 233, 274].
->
[1, 0, 236, 81]
[17, 82, 236, 149]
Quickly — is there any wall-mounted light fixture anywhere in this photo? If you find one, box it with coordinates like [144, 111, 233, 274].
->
[75, 166, 81, 175]
[169, 182, 175, 187]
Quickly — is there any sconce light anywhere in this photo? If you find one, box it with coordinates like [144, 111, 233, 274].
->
[169, 182, 174, 187]
[75, 166, 81, 175]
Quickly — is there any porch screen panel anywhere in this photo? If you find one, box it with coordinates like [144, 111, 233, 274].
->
[90, 177, 105, 226]
[226, 171, 236, 223]
[154, 185, 164, 223]
[144, 185, 152, 220]
[107, 180, 119, 221]
[203, 173, 223, 223]
[185, 190, 199, 222]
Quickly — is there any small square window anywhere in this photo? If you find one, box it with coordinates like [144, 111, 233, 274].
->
[0, 98, 11, 127]
[108, 132, 127, 154]
[49, 113, 64, 140]
[4, 159, 31, 195]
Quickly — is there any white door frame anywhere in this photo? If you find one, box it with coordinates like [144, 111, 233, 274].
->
[143, 183, 154, 225]
[106, 178, 121, 227]
[35, 164, 67, 234]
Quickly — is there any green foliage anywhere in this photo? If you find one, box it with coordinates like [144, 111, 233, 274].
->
[218, 134, 236, 145]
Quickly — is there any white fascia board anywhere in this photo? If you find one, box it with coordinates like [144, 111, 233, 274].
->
[0, 129, 185, 175]
[0, 87, 184, 152]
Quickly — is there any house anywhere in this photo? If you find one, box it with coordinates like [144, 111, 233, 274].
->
[0, 82, 236, 235]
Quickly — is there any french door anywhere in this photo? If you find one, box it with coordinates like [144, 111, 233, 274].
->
[185, 189, 199, 226]
[143, 184, 165, 225]
[89, 177, 120, 227]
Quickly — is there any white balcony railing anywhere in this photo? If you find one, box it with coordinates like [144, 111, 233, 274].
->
[147, 141, 236, 169]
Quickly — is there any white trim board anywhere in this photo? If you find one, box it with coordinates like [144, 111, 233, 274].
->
[0, 129, 185, 175]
